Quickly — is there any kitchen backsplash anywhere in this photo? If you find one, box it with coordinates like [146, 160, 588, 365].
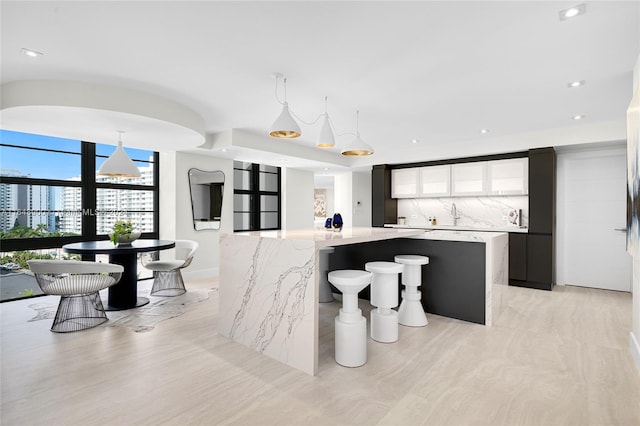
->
[397, 196, 529, 228]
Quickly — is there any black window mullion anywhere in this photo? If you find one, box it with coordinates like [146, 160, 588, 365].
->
[251, 164, 260, 230]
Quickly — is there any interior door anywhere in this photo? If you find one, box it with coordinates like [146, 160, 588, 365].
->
[558, 146, 632, 292]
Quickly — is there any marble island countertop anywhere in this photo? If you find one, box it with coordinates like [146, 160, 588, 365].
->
[385, 223, 528, 233]
[416, 229, 508, 243]
[233, 226, 425, 247]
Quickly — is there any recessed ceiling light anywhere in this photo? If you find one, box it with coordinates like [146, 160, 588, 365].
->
[323, 167, 329, 171]
[572, 114, 585, 120]
[21, 47, 43, 57]
[480, 129, 490, 134]
[411, 139, 419, 144]
[220, 148, 228, 152]
[559, 4, 586, 21]
[568, 80, 586, 88]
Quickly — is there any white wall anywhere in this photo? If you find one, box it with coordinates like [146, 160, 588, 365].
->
[334, 172, 353, 226]
[159, 151, 233, 279]
[333, 171, 372, 227]
[283, 168, 314, 229]
[352, 171, 372, 227]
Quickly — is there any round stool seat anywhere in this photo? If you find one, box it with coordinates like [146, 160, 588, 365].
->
[365, 261, 404, 274]
[394, 255, 429, 265]
[328, 270, 372, 293]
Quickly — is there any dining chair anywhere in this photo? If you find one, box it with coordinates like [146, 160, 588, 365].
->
[27, 260, 123, 333]
[141, 240, 199, 296]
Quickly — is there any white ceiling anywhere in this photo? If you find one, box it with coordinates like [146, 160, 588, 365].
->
[1, 1, 639, 174]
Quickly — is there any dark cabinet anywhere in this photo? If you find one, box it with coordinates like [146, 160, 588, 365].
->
[509, 147, 555, 290]
[527, 234, 553, 287]
[509, 233, 527, 281]
[528, 148, 556, 234]
[372, 165, 397, 227]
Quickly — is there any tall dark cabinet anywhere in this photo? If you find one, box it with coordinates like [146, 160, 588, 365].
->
[371, 165, 397, 227]
[509, 147, 556, 290]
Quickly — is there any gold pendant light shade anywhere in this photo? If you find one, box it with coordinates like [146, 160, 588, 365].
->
[316, 114, 335, 148]
[269, 101, 301, 138]
[341, 110, 374, 156]
[98, 132, 141, 177]
[341, 133, 375, 156]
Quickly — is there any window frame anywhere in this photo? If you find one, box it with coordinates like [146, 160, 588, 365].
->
[233, 162, 281, 231]
[0, 140, 160, 251]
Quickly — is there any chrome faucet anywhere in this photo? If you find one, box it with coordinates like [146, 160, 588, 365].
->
[451, 202, 460, 226]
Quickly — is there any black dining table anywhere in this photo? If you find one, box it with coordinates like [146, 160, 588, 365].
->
[62, 239, 175, 310]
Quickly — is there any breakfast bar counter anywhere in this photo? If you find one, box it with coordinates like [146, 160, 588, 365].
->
[218, 227, 507, 375]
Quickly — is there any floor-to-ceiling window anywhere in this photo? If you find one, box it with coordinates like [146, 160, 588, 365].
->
[233, 161, 281, 231]
[0, 130, 159, 301]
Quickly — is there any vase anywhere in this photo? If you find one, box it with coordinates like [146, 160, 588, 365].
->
[332, 213, 343, 231]
[116, 231, 141, 246]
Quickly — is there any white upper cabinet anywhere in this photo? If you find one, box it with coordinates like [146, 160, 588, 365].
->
[391, 157, 528, 198]
[451, 162, 487, 196]
[418, 165, 451, 197]
[487, 158, 528, 195]
[391, 168, 418, 198]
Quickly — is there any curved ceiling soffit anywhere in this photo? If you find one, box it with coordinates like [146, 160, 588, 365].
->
[0, 80, 205, 150]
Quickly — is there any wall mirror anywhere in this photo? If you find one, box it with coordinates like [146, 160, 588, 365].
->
[188, 168, 225, 230]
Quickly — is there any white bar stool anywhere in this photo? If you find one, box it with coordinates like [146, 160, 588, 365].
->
[328, 270, 372, 367]
[365, 261, 404, 343]
[394, 254, 429, 327]
[318, 247, 335, 303]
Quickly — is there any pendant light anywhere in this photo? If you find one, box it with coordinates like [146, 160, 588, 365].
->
[341, 110, 374, 156]
[98, 131, 141, 177]
[269, 76, 301, 139]
[316, 96, 335, 148]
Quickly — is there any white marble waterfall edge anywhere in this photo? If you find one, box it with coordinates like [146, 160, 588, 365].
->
[219, 234, 318, 375]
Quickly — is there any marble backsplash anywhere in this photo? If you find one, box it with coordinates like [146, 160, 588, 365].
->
[397, 196, 529, 228]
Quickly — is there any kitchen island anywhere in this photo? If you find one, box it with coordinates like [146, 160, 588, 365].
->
[219, 227, 507, 375]
[219, 227, 424, 375]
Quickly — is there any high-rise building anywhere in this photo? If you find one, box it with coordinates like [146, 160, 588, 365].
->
[59, 161, 155, 234]
[0, 169, 56, 233]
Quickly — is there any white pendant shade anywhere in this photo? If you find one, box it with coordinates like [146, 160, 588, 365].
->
[316, 114, 335, 148]
[341, 132, 375, 156]
[269, 102, 301, 138]
[98, 140, 141, 177]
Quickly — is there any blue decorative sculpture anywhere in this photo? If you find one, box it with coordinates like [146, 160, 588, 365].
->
[324, 218, 333, 229]
[332, 213, 343, 231]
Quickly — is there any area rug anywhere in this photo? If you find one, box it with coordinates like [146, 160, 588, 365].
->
[27, 288, 216, 333]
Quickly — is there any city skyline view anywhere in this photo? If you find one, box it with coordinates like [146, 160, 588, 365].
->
[0, 129, 153, 180]
[0, 129, 156, 235]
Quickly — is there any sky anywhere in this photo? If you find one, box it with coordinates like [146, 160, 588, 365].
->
[0, 129, 153, 180]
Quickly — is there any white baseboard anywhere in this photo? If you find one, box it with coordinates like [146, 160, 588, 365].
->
[631, 332, 640, 374]
[183, 267, 219, 281]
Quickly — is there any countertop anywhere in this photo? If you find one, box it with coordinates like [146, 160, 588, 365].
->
[385, 223, 528, 233]
[412, 229, 508, 243]
[232, 226, 426, 248]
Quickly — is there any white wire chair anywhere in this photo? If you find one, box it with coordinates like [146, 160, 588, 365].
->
[28, 260, 123, 333]
[141, 240, 198, 296]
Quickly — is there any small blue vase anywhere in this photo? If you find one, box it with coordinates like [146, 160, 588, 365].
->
[324, 218, 333, 229]
[332, 213, 343, 231]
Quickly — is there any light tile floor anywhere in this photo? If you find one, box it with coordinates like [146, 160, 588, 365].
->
[1, 279, 639, 425]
